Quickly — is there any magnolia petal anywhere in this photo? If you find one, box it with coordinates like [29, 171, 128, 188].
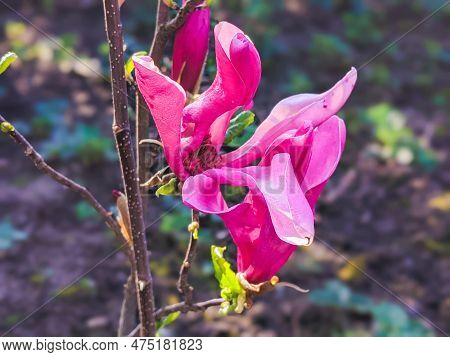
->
[182, 22, 261, 154]
[182, 153, 314, 282]
[172, 6, 210, 94]
[133, 56, 189, 179]
[301, 115, 346, 208]
[223, 67, 357, 168]
[208, 109, 236, 149]
[242, 154, 314, 245]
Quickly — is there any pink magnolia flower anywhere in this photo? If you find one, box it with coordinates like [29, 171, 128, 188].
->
[134, 22, 357, 284]
[171, 0, 210, 94]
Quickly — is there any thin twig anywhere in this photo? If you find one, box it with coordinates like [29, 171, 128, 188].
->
[117, 274, 138, 336]
[0, 114, 128, 250]
[177, 210, 199, 305]
[151, 0, 203, 68]
[156, 297, 224, 319]
[128, 298, 224, 337]
[136, 0, 169, 200]
[136, 0, 201, 191]
[102, 0, 156, 337]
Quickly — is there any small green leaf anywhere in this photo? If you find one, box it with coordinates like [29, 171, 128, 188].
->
[224, 111, 255, 146]
[156, 311, 180, 334]
[0, 51, 18, 75]
[155, 178, 178, 197]
[1, 121, 15, 133]
[124, 51, 147, 80]
[211, 245, 245, 315]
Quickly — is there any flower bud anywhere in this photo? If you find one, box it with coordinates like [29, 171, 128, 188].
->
[0, 121, 15, 133]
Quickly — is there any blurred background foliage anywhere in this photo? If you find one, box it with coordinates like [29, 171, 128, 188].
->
[0, 0, 449, 337]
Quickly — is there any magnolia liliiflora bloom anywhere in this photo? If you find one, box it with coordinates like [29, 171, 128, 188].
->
[171, 0, 210, 95]
[133, 22, 357, 284]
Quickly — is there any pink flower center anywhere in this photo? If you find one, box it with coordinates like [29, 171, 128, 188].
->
[183, 137, 223, 176]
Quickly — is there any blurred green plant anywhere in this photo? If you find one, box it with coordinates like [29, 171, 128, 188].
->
[4, 21, 27, 56]
[422, 239, 450, 256]
[42, 0, 55, 13]
[3, 21, 101, 78]
[423, 39, 450, 64]
[363, 103, 438, 169]
[159, 199, 215, 244]
[309, 280, 434, 336]
[342, 11, 382, 46]
[30, 99, 69, 138]
[54, 277, 97, 298]
[75, 201, 99, 221]
[432, 89, 450, 112]
[227, 0, 284, 65]
[428, 192, 450, 212]
[159, 205, 191, 239]
[366, 64, 391, 87]
[41, 122, 115, 166]
[309, 33, 351, 69]
[0, 218, 28, 250]
[286, 71, 313, 94]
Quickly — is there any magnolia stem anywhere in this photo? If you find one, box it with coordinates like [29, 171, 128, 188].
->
[177, 210, 200, 305]
[102, 0, 156, 337]
[128, 298, 224, 337]
[151, 0, 203, 68]
[0, 114, 129, 251]
[136, 0, 201, 191]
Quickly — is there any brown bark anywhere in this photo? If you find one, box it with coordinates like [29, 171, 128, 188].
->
[102, 0, 156, 336]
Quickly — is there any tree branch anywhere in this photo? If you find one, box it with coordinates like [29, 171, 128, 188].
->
[117, 274, 138, 336]
[150, 0, 203, 68]
[177, 210, 199, 305]
[136, 0, 201, 190]
[102, 0, 156, 337]
[128, 298, 224, 337]
[156, 297, 224, 319]
[0, 114, 128, 250]
[136, 0, 169, 199]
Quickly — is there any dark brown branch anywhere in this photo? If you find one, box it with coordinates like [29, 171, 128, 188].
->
[150, 0, 203, 68]
[136, 0, 200, 189]
[128, 298, 224, 337]
[177, 210, 199, 305]
[102, 0, 156, 337]
[0, 114, 128, 250]
[156, 297, 224, 319]
[149, 0, 170, 66]
[136, 0, 169, 199]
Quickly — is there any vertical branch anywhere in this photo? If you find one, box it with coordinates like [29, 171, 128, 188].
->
[150, 0, 170, 66]
[177, 210, 200, 305]
[136, 0, 169, 199]
[102, 0, 156, 336]
[117, 275, 138, 336]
